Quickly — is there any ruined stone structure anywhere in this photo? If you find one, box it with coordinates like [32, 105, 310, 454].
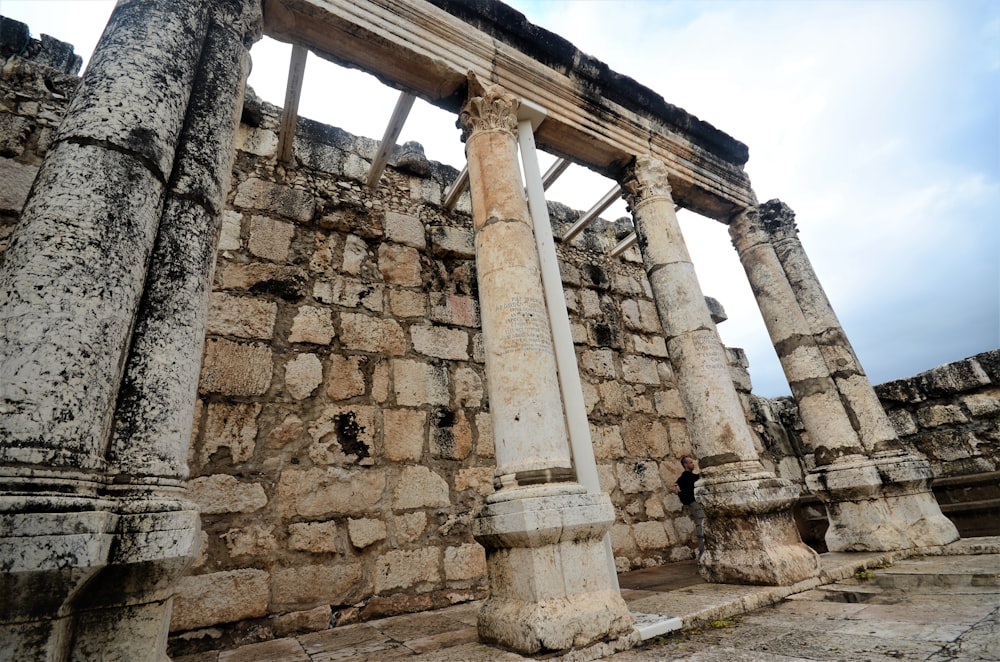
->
[1, 2, 994, 660]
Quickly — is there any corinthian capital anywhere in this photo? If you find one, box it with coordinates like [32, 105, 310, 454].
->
[458, 71, 520, 142]
[620, 155, 672, 210]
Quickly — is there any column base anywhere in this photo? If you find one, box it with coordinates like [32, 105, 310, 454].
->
[473, 486, 633, 654]
[697, 465, 821, 585]
[0, 499, 117, 662]
[70, 504, 200, 661]
[807, 452, 959, 552]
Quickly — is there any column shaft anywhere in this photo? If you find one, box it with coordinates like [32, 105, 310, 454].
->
[622, 155, 819, 585]
[461, 73, 634, 655]
[0, 1, 263, 659]
[730, 200, 958, 551]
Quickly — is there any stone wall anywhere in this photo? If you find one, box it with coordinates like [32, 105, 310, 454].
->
[752, 350, 1000, 546]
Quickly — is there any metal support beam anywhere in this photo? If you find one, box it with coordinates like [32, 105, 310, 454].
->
[610, 232, 637, 258]
[561, 184, 621, 242]
[277, 44, 308, 163]
[443, 165, 468, 210]
[517, 112, 619, 592]
[366, 91, 416, 188]
[541, 157, 570, 190]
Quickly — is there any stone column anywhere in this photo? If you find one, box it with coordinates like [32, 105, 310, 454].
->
[0, 1, 262, 659]
[730, 200, 958, 551]
[621, 155, 819, 585]
[460, 73, 634, 654]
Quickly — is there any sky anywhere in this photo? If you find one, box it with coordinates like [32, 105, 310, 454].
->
[3, 0, 998, 397]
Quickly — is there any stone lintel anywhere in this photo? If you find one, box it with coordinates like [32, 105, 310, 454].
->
[262, 0, 754, 220]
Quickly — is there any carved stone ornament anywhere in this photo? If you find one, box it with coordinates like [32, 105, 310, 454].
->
[754, 198, 799, 241]
[620, 154, 673, 210]
[458, 71, 520, 142]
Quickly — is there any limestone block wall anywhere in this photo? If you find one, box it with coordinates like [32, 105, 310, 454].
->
[0, 17, 81, 251]
[753, 350, 1000, 544]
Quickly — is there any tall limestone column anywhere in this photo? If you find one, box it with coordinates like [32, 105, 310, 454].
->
[730, 200, 958, 551]
[0, 1, 262, 659]
[460, 73, 634, 654]
[621, 156, 819, 585]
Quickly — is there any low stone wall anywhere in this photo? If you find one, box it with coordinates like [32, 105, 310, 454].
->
[753, 350, 1000, 547]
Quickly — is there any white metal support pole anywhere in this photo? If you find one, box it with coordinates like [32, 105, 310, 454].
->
[516, 112, 620, 592]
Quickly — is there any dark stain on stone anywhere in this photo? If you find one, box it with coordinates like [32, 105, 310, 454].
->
[249, 278, 303, 301]
[585, 264, 609, 290]
[334, 411, 368, 460]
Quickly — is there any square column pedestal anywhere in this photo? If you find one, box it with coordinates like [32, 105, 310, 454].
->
[473, 485, 636, 654]
[697, 463, 821, 585]
[807, 451, 959, 552]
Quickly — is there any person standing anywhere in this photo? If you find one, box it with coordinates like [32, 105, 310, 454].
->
[671, 455, 705, 556]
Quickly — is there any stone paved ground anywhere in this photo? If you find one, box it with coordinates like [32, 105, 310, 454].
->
[176, 538, 1000, 661]
[613, 553, 1000, 661]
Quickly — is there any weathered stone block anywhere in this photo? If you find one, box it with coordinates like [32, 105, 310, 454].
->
[276, 468, 386, 517]
[171, 569, 270, 632]
[621, 355, 660, 385]
[325, 354, 367, 401]
[374, 548, 441, 593]
[393, 359, 449, 406]
[632, 521, 672, 551]
[392, 466, 450, 510]
[411, 324, 469, 360]
[631, 333, 668, 357]
[378, 242, 422, 285]
[285, 353, 323, 400]
[218, 209, 242, 251]
[199, 339, 272, 396]
[288, 521, 340, 554]
[383, 408, 426, 461]
[221, 525, 276, 559]
[591, 425, 625, 460]
[616, 461, 663, 494]
[444, 543, 487, 581]
[622, 419, 668, 458]
[429, 294, 480, 328]
[428, 225, 474, 257]
[234, 125, 278, 157]
[200, 402, 261, 464]
[216, 262, 306, 297]
[393, 512, 428, 543]
[962, 390, 1000, 417]
[271, 563, 364, 608]
[340, 313, 407, 355]
[272, 605, 332, 638]
[307, 405, 376, 465]
[431, 409, 472, 460]
[347, 517, 387, 549]
[233, 177, 315, 223]
[455, 467, 494, 496]
[313, 277, 383, 312]
[288, 306, 336, 345]
[187, 474, 267, 514]
[248, 215, 295, 262]
[917, 404, 970, 428]
[581, 348, 616, 379]
[0, 157, 38, 213]
[454, 366, 484, 408]
[385, 211, 426, 249]
[389, 289, 427, 317]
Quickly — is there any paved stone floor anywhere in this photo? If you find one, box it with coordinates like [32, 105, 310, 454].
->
[176, 537, 999, 661]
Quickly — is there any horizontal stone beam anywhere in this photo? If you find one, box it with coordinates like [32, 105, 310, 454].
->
[262, 0, 755, 221]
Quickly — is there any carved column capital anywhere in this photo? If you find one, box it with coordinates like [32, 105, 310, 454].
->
[458, 71, 520, 142]
[620, 154, 673, 210]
